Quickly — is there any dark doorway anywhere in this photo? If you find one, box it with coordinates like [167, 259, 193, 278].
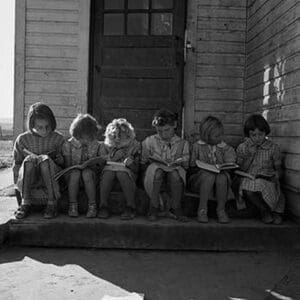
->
[89, 0, 186, 140]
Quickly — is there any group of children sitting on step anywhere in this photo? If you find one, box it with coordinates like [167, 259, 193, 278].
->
[13, 102, 285, 225]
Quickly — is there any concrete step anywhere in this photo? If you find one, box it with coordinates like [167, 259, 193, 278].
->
[8, 214, 300, 251]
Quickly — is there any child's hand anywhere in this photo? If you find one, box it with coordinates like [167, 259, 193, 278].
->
[247, 145, 258, 156]
[27, 154, 38, 162]
[124, 157, 134, 167]
[54, 154, 64, 166]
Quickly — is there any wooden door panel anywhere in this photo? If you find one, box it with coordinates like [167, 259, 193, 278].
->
[90, 0, 186, 139]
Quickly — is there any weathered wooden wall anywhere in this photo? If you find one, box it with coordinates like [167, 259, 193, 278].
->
[14, 0, 90, 137]
[193, 0, 247, 145]
[245, 0, 300, 214]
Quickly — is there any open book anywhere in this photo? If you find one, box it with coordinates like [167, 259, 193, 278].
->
[54, 157, 106, 180]
[234, 170, 275, 181]
[24, 148, 57, 159]
[149, 156, 183, 167]
[195, 160, 239, 173]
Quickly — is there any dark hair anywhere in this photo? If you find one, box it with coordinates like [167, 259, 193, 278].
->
[27, 102, 56, 132]
[199, 115, 223, 143]
[152, 109, 178, 127]
[244, 114, 270, 137]
[69, 113, 100, 140]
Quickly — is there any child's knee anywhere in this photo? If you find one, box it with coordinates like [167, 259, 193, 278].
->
[116, 171, 130, 182]
[39, 160, 49, 173]
[216, 173, 227, 186]
[200, 172, 216, 184]
[82, 168, 94, 181]
[24, 160, 35, 172]
[69, 169, 81, 180]
[168, 170, 181, 183]
[153, 169, 164, 181]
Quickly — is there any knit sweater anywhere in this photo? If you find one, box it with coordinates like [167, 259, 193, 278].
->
[13, 130, 65, 183]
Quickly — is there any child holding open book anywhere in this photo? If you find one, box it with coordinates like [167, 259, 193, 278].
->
[13, 102, 65, 219]
[188, 116, 236, 223]
[62, 114, 105, 218]
[141, 109, 189, 222]
[97, 118, 141, 220]
[236, 114, 285, 224]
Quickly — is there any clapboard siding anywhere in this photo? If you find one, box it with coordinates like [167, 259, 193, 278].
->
[245, 0, 300, 200]
[21, 0, 87, 136]
[195, 0, 246, 145]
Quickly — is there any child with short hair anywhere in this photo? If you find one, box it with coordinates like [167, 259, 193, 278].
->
[141, 109, 189, 222]
[62, 113, 105, 218]
[97, 118, 140, 220]
[188, 116, 236, 223]
[13, 102, 65, 219]
[236, 114, 285, 224]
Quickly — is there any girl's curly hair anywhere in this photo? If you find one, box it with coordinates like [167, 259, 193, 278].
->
[104, 118, 135, 145]
[27, 102, 57, 132]
[199, 115, 224, 144]
[69, 113, 101, 140]
[152, 109, 178, 127]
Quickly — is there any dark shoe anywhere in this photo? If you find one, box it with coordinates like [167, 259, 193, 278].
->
[68, 203, 78, 217]
[43, 204, 57, 219]
[15, 205, 30, 219]
[217, 209, 230, 224]
[172, 207, 188, 222]
[148, 206, 159, 222]
[121, 207, 135, 220]
[273, 212, 283, 225]
[262, 210, 273, 224]
[86, 204, 97, 218]
[197, 208, 208, 223]
[97, 207, 110, 219]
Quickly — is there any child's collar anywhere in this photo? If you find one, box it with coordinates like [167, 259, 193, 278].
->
[197, 139, 227, 148]
[246, 137, 272, 150]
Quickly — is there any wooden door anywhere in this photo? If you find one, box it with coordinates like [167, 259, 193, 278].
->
[89, 0, 186, 140]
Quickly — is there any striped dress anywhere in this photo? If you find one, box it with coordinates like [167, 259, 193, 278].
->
[13, 130, 65, 204]
[236, 138, 285, 212]
[188, 140, 236, 200]
[141, 134, 190, 197]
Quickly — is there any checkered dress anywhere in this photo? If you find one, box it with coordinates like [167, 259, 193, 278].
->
[237, 138, 285, 212]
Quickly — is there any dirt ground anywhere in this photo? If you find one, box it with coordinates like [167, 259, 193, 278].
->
[0, 247, 299, 300]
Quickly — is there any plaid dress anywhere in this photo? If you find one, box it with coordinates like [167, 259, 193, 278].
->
[236, 138, 285, 212]
[188, 140, 236, 200]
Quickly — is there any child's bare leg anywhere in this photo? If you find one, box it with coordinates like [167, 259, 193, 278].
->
[98, 171, 115, 218]
[68, 170, 81, 217]
[244, 190, 273, 223]
[40, 160, 54, 204]
[148, 169, 165, 221]
[15, 161, 35, 219]
[82, 168, 96, 205]
[99, 171, 115, 208]
[22, 161, 35, 205]
[167, 170, 186, 221]
[151, 169, 165, 208]
[215, 173, 230, 223]
[116, 172, 136, 209]
[117, 172, 136, 220]
[198, 171, 215, 222]
[82, 168, 97, 218]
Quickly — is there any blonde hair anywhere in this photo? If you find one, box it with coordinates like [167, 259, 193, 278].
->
[199, 116, 223, 144]
[104, 118, 135, 146]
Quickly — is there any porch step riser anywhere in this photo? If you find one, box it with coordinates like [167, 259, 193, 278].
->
[8, 219, 300, 251]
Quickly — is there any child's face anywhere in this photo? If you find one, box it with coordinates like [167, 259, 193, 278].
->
[33, 118, 51, 137]
[78, 134, 94, 146]
[156, 124, 176, 141]
[249, 128, 266, 145]
[208, 128, 223, 145]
